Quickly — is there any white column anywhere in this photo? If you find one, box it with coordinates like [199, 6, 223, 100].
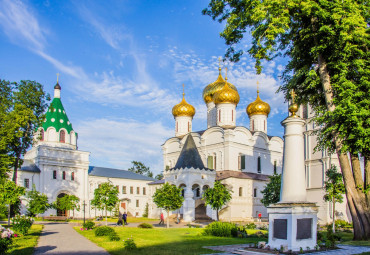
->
[54, 88, 61, 98]
[249, 114, 267, 133]
[207, 102, 216, 128]
[183, 187, 195, 222]
[216, 103, 236, 128]
[280, 117, 306, 202]
[175, 116, 192, 138]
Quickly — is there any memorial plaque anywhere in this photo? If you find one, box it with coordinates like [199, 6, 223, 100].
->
[273, 219, 287, 239]
[296, 218, 312, 240]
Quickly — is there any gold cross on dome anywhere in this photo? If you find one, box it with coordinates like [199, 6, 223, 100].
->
[218, 57, 222, 68]
[56, 73, 60, 83]
[225, 67, 228, 80]
[290, 89, 297, 103]
[182, 84, 185, 97]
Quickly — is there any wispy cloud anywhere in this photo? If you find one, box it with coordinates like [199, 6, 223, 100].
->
[75, 118, 172, 173]
[0, 0, 46, 50]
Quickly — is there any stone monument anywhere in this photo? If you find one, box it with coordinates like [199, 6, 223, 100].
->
[267, 91, 318, 251]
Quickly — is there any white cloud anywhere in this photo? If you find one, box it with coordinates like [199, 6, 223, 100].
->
[0, 0, 47, 50]
[75, 118, 172, 174]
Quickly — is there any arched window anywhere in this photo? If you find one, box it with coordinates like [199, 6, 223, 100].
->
[62, 171, 66, 180]
[219, 110, 221, 122]
[274, 161, 277, 174]
[239, 187, 243, 197]
[252, 120, 255, 131]
[71, 172, 75, 181]
[257, 156, 261, 173]
[188, 122, 190, 132]
[40, 129, 44, 141]
[254, 188, 257, 197]
[53, 170, 57, 179]
[59, 130, 65, 143]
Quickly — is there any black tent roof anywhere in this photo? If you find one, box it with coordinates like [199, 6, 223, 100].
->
[172, 134, 210, 170]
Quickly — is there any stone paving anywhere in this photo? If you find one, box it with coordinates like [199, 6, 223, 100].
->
[203, 244, 370, 255]
[34, 222, 109, 255]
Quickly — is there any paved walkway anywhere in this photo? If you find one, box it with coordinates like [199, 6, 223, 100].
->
[203, 244, 370, 255]
[34, 222, 109, 255]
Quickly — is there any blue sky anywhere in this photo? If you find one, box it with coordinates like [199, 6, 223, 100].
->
[0, 0, 288, 175]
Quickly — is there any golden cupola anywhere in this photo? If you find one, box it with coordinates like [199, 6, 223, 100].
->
[202, 66, 237, 104]
[213, 71, 240, 105]
[172, 89, 195, 118]
[246, 89, 271, 117]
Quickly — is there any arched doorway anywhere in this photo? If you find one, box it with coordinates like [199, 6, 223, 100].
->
[57, 193, 68, 217]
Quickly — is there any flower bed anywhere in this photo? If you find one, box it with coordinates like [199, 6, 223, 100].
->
[0, 225, 16, 255]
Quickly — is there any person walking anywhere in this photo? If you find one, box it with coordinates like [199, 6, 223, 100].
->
[117, 212, 123, 226]
[123, 212, 128, 225]
[159, 212, 164, 225]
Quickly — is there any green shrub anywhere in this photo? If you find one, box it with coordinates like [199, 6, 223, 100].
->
[82, 221, 95, 230]
[109, 232, 120, 241]
[317, 231, 323, 241]
[11, 215, 34, 235]
[0, 226, 15, 255]
[202, 222, 237, 237]
[335, 219, 351, 228]
[245, 222, 257, 229]
[94, 226, 115, 236]
[138, 223, 153, 229]
[124, 237, 137, 250]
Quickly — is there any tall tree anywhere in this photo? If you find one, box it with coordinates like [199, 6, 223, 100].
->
[324, 165, 346, 233]
[203, 0, 370, 239]
[26, 184, 51, 217]
[54, 194, 81, 218]
[202, 181, 232, 221]
[128, 161, 153, 178]
[91, 182, 119, 225]
[261, 174, 281, 207]
[0, 80, 49, 184]
[153, 182, 184, 228]
[0, 180, 25, 226]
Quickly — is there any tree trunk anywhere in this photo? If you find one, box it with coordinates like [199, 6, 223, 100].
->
[365, 158, 370, 206]
[317, 54, 370, 240]
[7, 205, 10, 226]
[350, 153, 364, 188]
[216, 209, 219, 221]
[166, 210, 169, 229]
[332, 198, 335, 233]
[12, 156, 20, 184]
[105, 207, 108, 226]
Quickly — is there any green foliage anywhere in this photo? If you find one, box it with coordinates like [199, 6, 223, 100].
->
[155, 172, 163, 180]
[53, 194, 80, 217]
[26, 184, 50, 216]
[324, 166, 345, 203]
[261, 174, 281, 207]
[153, 182, 184, 212]
[94, 226, 115, 237]
[11, 215, 34, 235]
[335, 220, 352, 229]
[202, 181, 232, 220]
[128, 161, 153, 178]
[0, 180, 25, 207]
[91, 182, 119, 224]
[142, 203, 149, 218]
[123, 237, 137, 250]
[202, 221, 238, 237]
[109, 231, 120, 241]
[82, 221, 95, 230]
[138, 223, 153, 229]
[245, 223, 257, 230]
[0, 80, 49, 184]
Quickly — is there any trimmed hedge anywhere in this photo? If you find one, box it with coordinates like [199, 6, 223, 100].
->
[94, 226, 115, 237]
[138, 223, 153, 229]
[202, 222, 238, 237]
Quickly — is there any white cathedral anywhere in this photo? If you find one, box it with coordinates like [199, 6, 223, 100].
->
[16, 66, 350, 224]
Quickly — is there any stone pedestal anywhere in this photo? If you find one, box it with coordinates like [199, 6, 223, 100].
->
[267, 114, 318, 251]
[183, 188, 195, 222]
[268, 203, 318, 251]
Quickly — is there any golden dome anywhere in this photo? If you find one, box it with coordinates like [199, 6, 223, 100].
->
[172, 92, 195, 118]
[202, 68, 237, 104]
[213, 77, 240, 104]
[246, 90, 271, 117]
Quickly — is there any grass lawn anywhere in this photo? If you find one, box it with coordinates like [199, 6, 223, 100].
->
[6, 224, 43, 255]
[75, 227, 266, 255]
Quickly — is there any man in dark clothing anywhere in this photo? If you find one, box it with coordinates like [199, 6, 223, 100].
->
[117, 212, 123, 226]
[123, 212, 128, 225]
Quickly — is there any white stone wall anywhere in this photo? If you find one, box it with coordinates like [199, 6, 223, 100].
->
[207, 102, 217, 128]
[216, 103, 236, 128]
[175, 116, 192, 138]
[87, 176, 153, 218]
[249, 114, 268, 133]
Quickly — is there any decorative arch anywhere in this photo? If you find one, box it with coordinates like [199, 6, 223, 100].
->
[59, 130, 66, 143]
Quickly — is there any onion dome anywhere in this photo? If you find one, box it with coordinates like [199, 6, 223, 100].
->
[172, 92, 195, 118]
[202, 67, 237, 104]
[213, 76, 240, 105]
[246, 90, 271, 117]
